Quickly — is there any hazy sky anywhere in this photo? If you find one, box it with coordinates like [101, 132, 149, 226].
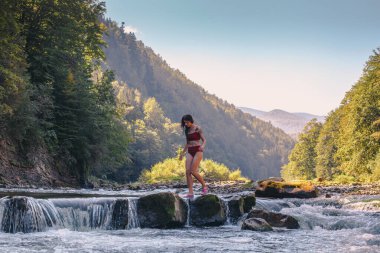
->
[104, 0, 380, 115]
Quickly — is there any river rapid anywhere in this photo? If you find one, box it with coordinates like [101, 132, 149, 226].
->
[0, 188, 379, 253]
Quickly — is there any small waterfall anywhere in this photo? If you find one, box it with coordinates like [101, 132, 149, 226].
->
[222, 198, 231, 225]
[127, 198, 140, 229]
[185, 198, 190, 227]
[0, 197, 61, 233]
[51, 198, 116, 231]
[0, 196, 142, 233]
[255, 198, 295, 212]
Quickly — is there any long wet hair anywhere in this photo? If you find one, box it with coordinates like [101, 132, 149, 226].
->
[181, 114, 194, 136]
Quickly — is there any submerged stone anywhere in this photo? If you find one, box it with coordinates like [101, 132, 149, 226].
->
[246, 209, 300, 229]
[241, 218, 273, 231]
[137, 192, 187, 228]
[190, 194, 226, 226]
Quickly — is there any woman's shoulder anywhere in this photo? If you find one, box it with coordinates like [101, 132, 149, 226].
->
[195, 124, 203, 133]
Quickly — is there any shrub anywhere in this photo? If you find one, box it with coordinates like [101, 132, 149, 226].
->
[332, 174, 356, 184]
[139, 157, 249, 183]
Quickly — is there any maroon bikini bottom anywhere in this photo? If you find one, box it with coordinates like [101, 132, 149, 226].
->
[188, 145, 202, 157]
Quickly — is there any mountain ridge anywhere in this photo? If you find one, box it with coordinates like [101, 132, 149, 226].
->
[239, 107, 325, 139]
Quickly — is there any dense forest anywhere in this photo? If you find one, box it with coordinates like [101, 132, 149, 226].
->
[282, 50, 380, 183]
[0, 0, 130, 186]
[102, 19, 295, 180]
[0, 0, 295, 187]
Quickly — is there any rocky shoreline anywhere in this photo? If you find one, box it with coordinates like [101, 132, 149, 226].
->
[1, 179, 380, 196]
[316, 182, 380, 196]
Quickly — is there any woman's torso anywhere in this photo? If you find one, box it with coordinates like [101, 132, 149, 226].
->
[186, 125, 202, 147]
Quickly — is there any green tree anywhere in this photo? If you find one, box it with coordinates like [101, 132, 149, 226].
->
[0, 0, 35, 145]
[315, 110, 340, 180]
[282, 119, 322, 180]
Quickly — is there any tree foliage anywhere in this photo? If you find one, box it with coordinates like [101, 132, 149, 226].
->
[0, 0, 130, 186]
[282, 49, 380, 182]
[281, 119, 322, 180]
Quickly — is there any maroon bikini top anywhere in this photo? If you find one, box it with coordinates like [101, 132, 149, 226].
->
[186, 127, 201, 143]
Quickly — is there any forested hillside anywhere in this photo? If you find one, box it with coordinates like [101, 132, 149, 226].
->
[282, 50, 380, 182]
[0, 0, 129, 186]
[102, 20, 295, 179]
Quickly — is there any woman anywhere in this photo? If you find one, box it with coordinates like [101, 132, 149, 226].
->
[179, 114, 208, 198]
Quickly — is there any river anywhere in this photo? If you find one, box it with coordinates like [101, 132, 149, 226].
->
[0, 188, 378, 252]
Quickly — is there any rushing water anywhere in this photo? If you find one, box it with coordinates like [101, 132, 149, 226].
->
[0, 189, 379, 253]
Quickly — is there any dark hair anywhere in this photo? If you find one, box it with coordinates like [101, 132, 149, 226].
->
[181, 114, 194, 136]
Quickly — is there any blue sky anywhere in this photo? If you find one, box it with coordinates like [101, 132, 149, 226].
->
[104, 0, 380, 115]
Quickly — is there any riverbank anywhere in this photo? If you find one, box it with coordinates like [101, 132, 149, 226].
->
[1, 178, 380, 196]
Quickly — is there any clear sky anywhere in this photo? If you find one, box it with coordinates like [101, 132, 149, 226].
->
[104, 0, 380, 115]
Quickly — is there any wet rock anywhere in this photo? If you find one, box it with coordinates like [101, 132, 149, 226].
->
[110, 199, 129, 229]
[190, 194, 226, 226]
[246, 209, 300, 229]
[241, 218, 273, 231]
[1, 197, 50, 233]
[227, 196, 244, 223]
[255, 180, 318, 198]
[242, 194, 256, 213]
[137, 192, 187, 228]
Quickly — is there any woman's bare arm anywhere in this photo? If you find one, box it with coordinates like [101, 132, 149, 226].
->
[179, 143, 188, 160]
[198, 126, 206, 151]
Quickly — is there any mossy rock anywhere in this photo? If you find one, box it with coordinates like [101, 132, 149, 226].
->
[242, 194, 256, 213]
[137, 192, 187, 228]
[255, 180, 318, 198]
[190, 194, 226, 226]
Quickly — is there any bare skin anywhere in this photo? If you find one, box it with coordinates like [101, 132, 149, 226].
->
[179, 121, 207, 195]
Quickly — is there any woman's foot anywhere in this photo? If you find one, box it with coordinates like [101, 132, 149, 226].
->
[183, 193, 194, 199]
[201, 186, 208, 195]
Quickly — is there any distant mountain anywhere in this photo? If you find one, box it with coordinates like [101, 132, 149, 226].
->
[102, 19, 295, 179]
[239, 107, 325, 139]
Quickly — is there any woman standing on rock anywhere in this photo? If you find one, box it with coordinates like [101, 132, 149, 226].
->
[179, 114, 208, 198]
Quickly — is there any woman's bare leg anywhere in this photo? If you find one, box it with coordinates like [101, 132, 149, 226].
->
[191, 152, 206, 188]
[185, 153, 194, 194]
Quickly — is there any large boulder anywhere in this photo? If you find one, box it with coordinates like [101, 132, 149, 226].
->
[226, 196, 244, 223]
[242, 194, 256, 213]
[241, 218, 273, 231]
[110, 199, 129, 229]
[246, 209, 299, 229]
[255, 180, 318, 198]
[137, 192, 187, 228]
[190, 194, 226, 226]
